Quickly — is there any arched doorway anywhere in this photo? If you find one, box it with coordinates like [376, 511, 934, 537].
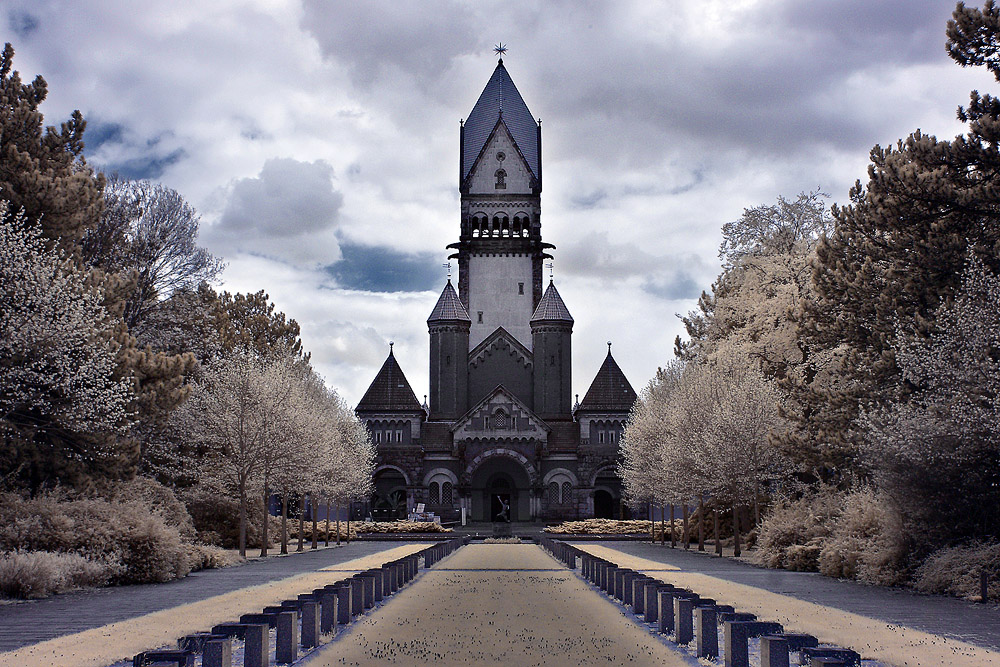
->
[372, 468, 408, 520]
[594, 489, 615, 519]
[468, 454, 533, 522]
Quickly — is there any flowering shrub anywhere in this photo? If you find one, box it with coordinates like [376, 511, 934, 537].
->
[915, 541, 1000, 600]
[0, 551, 115, 599]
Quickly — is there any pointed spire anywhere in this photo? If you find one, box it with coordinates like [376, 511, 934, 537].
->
[428, 280, 471, 323]
[356, 346, 423, 412]
[577, 346, 637, 412]
[530, 280, 573, 323]
[462, 59, 539, 182]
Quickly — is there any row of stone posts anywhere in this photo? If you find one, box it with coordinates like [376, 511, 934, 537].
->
[541, 539, 863, 667]
[132, 537, 470, 667]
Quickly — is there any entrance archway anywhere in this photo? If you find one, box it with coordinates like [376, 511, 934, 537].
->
[468, 454, 532, 522]
[372, 468, 407, 520]
[594, 489, 615, 519]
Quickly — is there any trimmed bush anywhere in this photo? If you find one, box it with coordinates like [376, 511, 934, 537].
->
[0, 551, 115, 599]
[915, 541, 1000, 600]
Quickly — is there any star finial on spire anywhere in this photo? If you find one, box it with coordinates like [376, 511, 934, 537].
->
[494, 42, 507, 61]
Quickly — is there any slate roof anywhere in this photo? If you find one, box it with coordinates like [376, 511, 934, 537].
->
[462, 60, 539, 181]
[577, 349, 637, 412]
[427, 280, 471, 322]
[530, 281, 574, 323]
[356, 348, 423, 412]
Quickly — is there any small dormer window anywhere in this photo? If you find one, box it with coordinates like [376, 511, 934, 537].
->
[495, 169, 506, 189]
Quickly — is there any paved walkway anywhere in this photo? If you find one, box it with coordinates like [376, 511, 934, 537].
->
[0, 542, 404, 652]
[588, 541, 1000, 652]
[305, 543, 691, 666]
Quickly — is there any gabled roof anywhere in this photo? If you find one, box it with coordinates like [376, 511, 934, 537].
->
[462, 60, 539, 182]
[577, 348, 637, 412]
[428, 280, 471, 323]
[450, 384, 550, 435]
[469, 326, 533, 369]
[530, 281, 573, 323]
[356, 347, 423, 413]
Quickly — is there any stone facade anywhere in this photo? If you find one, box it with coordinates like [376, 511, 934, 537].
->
[356, 60, 636, 522]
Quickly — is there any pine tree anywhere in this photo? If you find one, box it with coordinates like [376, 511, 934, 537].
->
[0, 43, 104, 247]
[793, 3, 1000, 469]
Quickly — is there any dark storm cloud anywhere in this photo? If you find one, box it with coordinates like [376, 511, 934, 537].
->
[7, 10, 38, 38]
[325, 242, 440, 293]
[205, 158, 344, 264]
[557, 231, 711, 300]
[300, 0, 480, 86]
[85, 121, 188, 180]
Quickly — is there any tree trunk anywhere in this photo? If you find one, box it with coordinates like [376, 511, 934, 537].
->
[733, 503, 741, 558]
[346, 506, 351, 544]
[660, 505, 666, 546]
[682, 503, 690, 549]
[280, 494, 288, 555]
[336, 502, 342, 546]
[670, 504, 676, 548]
[297, 493, 306, 552]
[649, 503, 655, 543]
[754, 481, 761, 527]
[260, 487, 269, 558]
[311, 493, 318, 550]
[324, 494, 330, 547]
[714, 506, 721, 556]
[238, 481, 247, 559]
[698, 494, 705, 552]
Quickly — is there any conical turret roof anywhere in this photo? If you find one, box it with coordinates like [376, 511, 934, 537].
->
[530, 280, 573, 323]
[356, 346, 423, 412]
[578, 347, 637, 412]
[462, 60, 539, 181]
[427, 280, 471, 323]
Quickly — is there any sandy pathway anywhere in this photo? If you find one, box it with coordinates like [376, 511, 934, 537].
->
[306, 543, 692, 667]
[0, 543, 428, 667]
[574, 543, 1000, 667]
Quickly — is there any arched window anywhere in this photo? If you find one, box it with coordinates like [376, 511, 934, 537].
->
[548, 482, 560, 505]
[562, 482, 573, 505]
[492, 408, 508, 429]
[441, 482, 453, 505]
[429, 482, 440, 505]
[495, 168, 507, 189]
[492, 214, 508, 237]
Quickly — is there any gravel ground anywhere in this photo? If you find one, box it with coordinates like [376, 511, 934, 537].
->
[304, 543, 698, 666]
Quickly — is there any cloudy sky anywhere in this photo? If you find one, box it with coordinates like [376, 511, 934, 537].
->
[5, 0, 989, 405]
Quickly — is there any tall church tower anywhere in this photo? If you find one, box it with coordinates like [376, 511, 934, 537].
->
[449, 57, 553, 352]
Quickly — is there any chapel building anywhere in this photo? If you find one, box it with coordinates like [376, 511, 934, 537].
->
[356, 58, 637, 522]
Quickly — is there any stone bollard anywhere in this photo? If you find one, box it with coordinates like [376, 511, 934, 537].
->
[319, 591, 337, 633]
[568, 553, 576, 569]
[694, 606, 717, 659]
[301, 599, 321, 648]
[336, 584, 352, 624]
[603, 565, 618, 593]
[361, 573, 376, 609]
[645, 583, 665, 622]
[760, 635, 789, 667]
[800, 647, 861, 666]
[658, 589, 675, 634]
[276, 610, 298, 663]
[383, 564, 396, 594]
[674, 597, 694, 644]
[350, 577, 364, 616]
[242, 624, 269, 667]
[725, 621, 752, 667]
[203, 638, 232, 667]
[633, 577, 652, 614]
[368, 569, 384, 602]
